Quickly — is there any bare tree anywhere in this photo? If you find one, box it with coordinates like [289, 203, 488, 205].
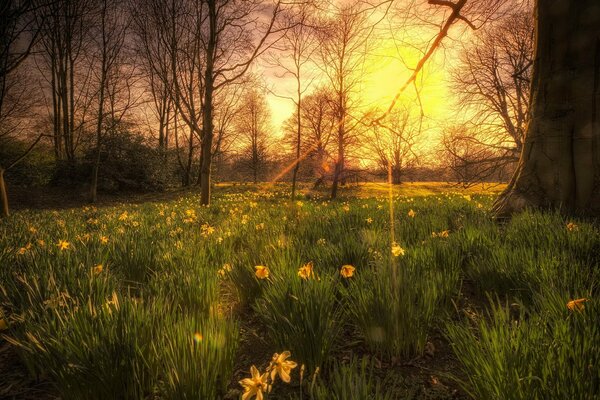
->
[445, 4, 533, 182]
[235, 89, 272, 183]
[130, 0, 175, 154]
[89, 0, 134, 203]
[317, 1, 373, 199]
[197, 0, 289, 205]
[36, 0, 94, 163]
[283, 87, 336, 187]
[0, 0, 44, 217]
[268, 4, 317, 200]
[366, 105, 421, 184]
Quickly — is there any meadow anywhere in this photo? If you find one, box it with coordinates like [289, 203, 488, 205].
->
[0, 183, 598, 399]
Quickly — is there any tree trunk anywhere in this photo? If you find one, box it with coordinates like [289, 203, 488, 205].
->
[493, 0, 600, 218]
[0, 168, 9, 218]
[199, 0, 216, 206]
[392, 165, 402, 185]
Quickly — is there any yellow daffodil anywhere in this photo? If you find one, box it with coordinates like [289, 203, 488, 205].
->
[317, 238, 326, 246]
[100, 235, 109, 244]
[118, 211, 128, 221]
[408, 209, 416, 218]
[340, 264, 355, 278]
[365, 217, 373, 224]
[298, 262, 314, 280]
[269, 351, 297, 383]
[239, 365, 269, 400]
[566, 222, 578, 232]
[93, 264, 103, 275]
[567, 298, 588, 312]
[57, 240, 70, 251]
[391, 243, 405, 257]
[201, 224, 215, 236]
[255, 265, 269, 280]
[193, 332, 203, 343]
[432, 230, 450, 238]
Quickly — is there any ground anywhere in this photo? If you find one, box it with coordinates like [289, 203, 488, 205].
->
[0, 182, 597, 400]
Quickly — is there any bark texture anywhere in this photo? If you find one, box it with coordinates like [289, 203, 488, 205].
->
[493, 0, 600, 218]
[0, 169, 9, 218]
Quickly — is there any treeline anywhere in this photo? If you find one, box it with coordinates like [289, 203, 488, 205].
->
[0, 0, 531, 214]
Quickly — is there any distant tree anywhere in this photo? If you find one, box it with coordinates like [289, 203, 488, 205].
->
[130, 0, 175, 154]
[269, 4, 317, 200]
[367, 106, 421, 184]
[235, 89, 272, 183]
[283, 87, 336, 187]
[317, 1, 373, 199]
[89, 0, 132, 203]
[36, 0, 95, 163]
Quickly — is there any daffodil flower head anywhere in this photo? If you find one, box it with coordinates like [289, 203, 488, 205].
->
[269, 351, 297, 383]
[239, 365, 269, 400]
[255, 265, 269, 280]
[298, 262, 314, 280]
[391, 243, 405, 257]
[567, 298, 588, 312]
[340, 264, 355, 278]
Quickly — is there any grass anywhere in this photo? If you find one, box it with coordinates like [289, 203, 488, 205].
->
[0, 182, 597, 399]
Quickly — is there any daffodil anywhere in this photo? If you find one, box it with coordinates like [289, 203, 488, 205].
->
[298, 262, 314, 280]
[567, 298, 588, 312]
[408, 209, 415, 218]
[93, 264, 103, 275]
[566, 222, 578, 232]
[239, 365, 269, 400]
[340, 264, 355, 278]
[193, 332, 203, 343]
[57, 240, 70, 251]
[255, 265, 269, 280]
[100, 235, 109, 244]
[269, 351, 297, 383]
[365, 217, 373, 224]
[391, 243, 405, 257]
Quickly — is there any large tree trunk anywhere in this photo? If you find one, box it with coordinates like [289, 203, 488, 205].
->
[199, 0, 216, 206]
[493, 0, 600, 218]
[0, 168, 9, 218]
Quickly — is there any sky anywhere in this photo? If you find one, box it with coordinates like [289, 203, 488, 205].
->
[258, 1, 467, 152]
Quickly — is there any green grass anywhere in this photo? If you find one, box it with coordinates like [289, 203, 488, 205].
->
[0, 184, 597, 399]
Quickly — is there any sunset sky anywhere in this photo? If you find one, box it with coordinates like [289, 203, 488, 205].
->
[259, 1, 469, 153]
